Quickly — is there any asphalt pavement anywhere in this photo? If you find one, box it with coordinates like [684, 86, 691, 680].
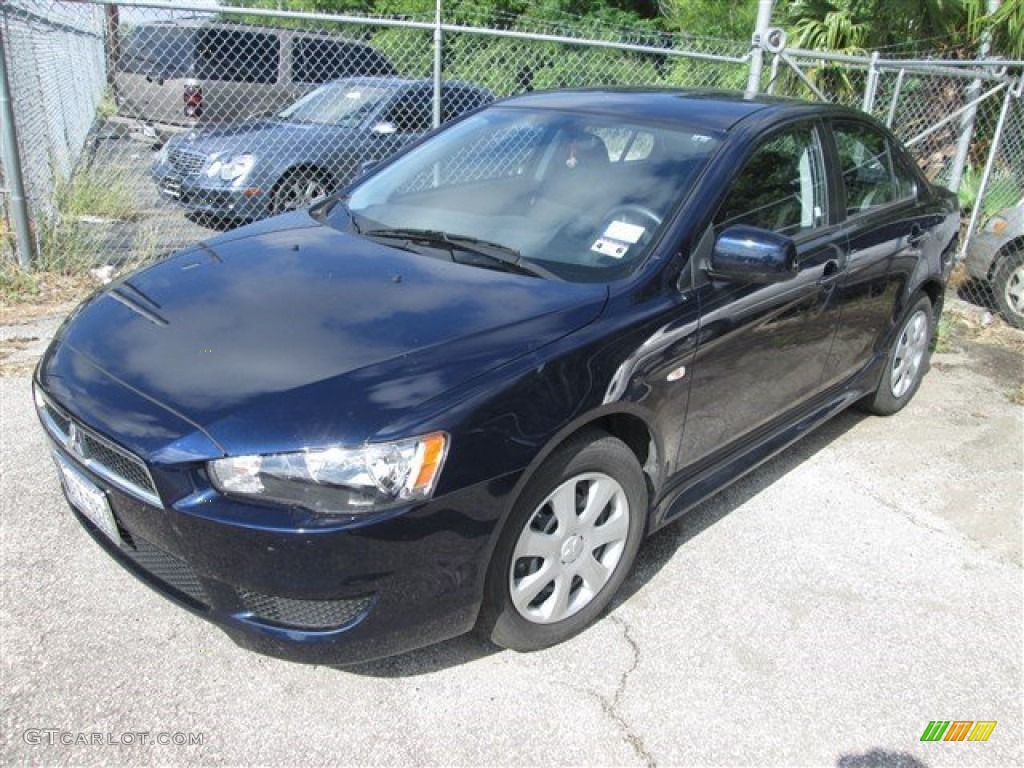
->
[1, 327, 1021, 767]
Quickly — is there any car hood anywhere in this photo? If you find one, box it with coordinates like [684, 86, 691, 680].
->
[46, 212, 607, 456]
[172, 119, 356, 157]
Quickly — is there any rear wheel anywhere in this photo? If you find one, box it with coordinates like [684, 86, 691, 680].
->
[479, 432, 647, 651]
[992, 246, 1024, 329]
[862, 294, 933, 416]
[271, 169, 330, 214]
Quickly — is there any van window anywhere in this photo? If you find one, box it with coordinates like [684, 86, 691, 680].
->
[195, 29, 280, 84]
[291, 38, 395, 83]
[119, 26, 195, 78]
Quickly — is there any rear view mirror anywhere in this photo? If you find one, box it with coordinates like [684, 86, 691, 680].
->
[708, 225, 798, 284]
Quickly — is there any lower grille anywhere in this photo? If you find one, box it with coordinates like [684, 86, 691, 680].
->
[118, 526, 209, 607]
[239, 591, 372, 630]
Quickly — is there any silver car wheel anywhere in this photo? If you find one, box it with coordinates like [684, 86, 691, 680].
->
[1002, 262, 1024, 318]
[509, 471, 630, 625]
[890, 308, 929, 399]
[274, 173, 327, 212]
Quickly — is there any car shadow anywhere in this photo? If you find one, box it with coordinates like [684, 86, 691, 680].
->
[836, 748, 929, 768]
[341, 408, 868, 678]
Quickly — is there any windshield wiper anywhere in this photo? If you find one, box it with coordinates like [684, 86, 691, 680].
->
[362, 228, 557, 279]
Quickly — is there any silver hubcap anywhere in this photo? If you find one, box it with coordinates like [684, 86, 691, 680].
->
[1003, 264, 1024, 318]
[509, 472, 630, 625]
[276, 176, 326, 211]
[890, 308, 929, 399]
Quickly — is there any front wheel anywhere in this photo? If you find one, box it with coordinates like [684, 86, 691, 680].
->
[271, 169, 330, 214]
[992, 246, 1024, 329]
[478, 432, 647, 652]
[862, 294, 933, 416]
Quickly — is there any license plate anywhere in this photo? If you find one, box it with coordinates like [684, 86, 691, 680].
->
[54, 454, 122, 546]
[160, 178, 181, 198]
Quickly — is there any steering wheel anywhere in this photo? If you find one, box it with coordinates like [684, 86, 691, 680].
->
[603, 204, 662, 230]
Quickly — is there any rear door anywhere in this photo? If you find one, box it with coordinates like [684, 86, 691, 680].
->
[676, 120, 845, 471]
[819, 119, 926, 388]
[114, 25, 195, 126]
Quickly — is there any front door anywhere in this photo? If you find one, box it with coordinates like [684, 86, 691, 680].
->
[676, 121, 844, 473]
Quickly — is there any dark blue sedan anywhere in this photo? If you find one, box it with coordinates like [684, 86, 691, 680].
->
[36, 89, 959, 664]
[151, 76, 492, 221]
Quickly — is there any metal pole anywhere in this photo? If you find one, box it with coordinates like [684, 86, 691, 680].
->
[432, 0, 442, 129]
[0, 32, 34, 269]
[948, 0, 998, 198]
[746, 0, 774, 94]
[885, 69, 905, 128]
[961, 77, 1019, 263]
[862, 51, 880, 113]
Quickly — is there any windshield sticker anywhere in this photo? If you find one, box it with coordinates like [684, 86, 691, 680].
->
[604, 221, 645, 244]
[591, 237, 630, 259]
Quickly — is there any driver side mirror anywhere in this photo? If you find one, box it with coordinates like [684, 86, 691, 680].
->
[707, 225, 798, 284]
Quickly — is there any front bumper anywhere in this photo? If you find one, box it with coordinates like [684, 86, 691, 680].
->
[152, 166, 269, 221]
[38, 395, 513, 665]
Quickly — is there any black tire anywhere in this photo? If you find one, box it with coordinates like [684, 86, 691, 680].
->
[862, 294, 934, 416]
[478, 431, 647, 652]
[992, 245, 1024, 330]
[270, 169, 330, 214]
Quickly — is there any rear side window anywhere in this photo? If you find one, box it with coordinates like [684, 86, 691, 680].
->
[195, 29, 280, 84]
[441, 88, 490, 123]
[291, 39, 394, 82]
[119, 26, 195, 78]
[834, 122, 916, 215]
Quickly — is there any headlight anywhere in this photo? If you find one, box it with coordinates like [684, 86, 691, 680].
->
[204, 153, 255, 183]
[207, 432, 448, 515]
[984, 215, 1008, 236]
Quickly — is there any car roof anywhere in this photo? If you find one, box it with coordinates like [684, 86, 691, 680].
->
[326, 76, 488, 92]
[496, 88, 846, 133]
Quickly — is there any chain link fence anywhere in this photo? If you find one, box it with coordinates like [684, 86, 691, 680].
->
[1, 0, 1021, 329]
[762, 48, 1023, 329]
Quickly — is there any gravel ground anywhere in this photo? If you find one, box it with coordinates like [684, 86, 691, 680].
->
[1, 313, 1021, 767]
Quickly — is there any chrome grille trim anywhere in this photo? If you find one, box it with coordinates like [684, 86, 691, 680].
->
[168, 147, 205, 177]
[35, 388, 163, 508]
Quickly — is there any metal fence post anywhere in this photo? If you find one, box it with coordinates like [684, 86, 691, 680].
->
[862, 51, 880, 113]
[746, 0, 774, 95]
[432, 0, 442, 129]
[0, 30, 34, 269]
[960, 76, 1020, 262]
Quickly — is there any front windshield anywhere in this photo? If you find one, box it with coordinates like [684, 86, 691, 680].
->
[279, 82, 391, 126]
[341, 106, 722, 282]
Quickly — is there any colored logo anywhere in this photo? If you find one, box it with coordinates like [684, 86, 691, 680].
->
[920, 721, 997, 742]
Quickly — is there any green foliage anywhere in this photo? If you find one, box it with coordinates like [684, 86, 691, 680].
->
[957, 165, 1024, 219]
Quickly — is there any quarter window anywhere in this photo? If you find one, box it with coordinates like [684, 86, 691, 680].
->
[714, 125, 828, 237]
[834, 122, 916, 214]
[291, 39, 394, 83]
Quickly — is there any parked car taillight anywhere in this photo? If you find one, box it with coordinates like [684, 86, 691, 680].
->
[184, 84, 202, 118]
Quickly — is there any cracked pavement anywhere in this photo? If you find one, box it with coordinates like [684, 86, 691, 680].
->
[1, 317, 1022, 766]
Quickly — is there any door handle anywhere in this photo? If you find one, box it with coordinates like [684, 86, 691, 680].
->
[908, 225, 927, 247]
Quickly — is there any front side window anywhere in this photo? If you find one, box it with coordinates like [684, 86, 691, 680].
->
[714, 124, 828, 237]
[339, 108, 723, 282]
[834, 121, 916, 215]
